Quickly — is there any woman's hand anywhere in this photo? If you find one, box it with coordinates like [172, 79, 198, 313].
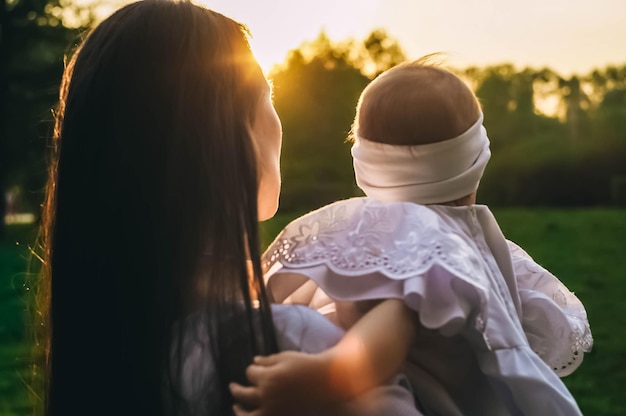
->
[230, 299, 417, 415]
[230, 351, 337, 416]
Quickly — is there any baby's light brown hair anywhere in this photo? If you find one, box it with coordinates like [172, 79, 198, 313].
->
[353, 58, 481, 145]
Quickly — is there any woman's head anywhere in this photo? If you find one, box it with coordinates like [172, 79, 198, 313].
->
[41, 1, 279, 414]
[55, 0, 280, 222]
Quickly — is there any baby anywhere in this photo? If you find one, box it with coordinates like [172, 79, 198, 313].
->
[231, 60, 593, 416]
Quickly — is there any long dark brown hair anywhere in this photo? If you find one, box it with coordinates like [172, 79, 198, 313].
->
[38, 1, 277, 414]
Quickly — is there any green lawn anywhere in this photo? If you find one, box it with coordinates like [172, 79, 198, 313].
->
[2, 209, 624, 415]
[490, 208, 626, 415]
[0, 224, 39, 416]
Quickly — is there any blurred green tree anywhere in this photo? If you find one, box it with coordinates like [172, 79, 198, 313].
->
[0, 0, 93, 236]
[470, 65, 546, 149]
[269, 33, 369, 212]
[557, 75, 591, 141]
[269, 30, 407, 213]
[589, 64, 626, 101]
[357, 28, 407, 78]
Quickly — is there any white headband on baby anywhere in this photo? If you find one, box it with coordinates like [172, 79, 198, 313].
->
[351, 112, 491, 204]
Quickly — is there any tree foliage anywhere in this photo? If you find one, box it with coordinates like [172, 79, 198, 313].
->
[271, 35, 626, 212]
[461, 63, 626, 207]
[267, 29, 411, 212]
[269, 34, 368, 211]
[0, 0, 93, 234]
[1, 18, 626, 232]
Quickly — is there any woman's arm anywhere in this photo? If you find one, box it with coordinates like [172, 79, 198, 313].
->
[230, 298, 418, 415]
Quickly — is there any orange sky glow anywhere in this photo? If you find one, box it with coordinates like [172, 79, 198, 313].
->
[197, 0, 625, 76]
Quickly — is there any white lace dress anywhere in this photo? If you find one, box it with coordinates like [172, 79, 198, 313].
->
[263, 197, 593, 416]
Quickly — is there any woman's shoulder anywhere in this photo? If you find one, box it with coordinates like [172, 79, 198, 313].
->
[167, 311, 217, 409]
[172, 305, 344, 367]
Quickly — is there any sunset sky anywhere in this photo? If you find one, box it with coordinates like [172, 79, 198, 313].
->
[198, 0, 625, 76]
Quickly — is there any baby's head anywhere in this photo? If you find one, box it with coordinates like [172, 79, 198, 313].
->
[354, 60, 481, 145]
[350, 59, 490, 205]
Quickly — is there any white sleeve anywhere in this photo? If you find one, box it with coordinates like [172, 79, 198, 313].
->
[507, 240, 593, 376]
[271, 303, 344, 353]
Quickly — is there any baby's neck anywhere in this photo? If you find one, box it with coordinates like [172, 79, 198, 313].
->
[435, 193, 476, 206]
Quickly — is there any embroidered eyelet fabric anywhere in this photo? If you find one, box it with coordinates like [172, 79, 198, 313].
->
[264, 198, 491, 337]
[507, 240, 593, 376]
[263, 197, 592, 415]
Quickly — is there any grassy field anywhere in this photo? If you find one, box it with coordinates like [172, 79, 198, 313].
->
[1, 208, 625, 415]
[489, 208, 626, 415]
[0, 224, 38, 415]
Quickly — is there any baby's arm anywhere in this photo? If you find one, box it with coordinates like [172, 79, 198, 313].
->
[230, 298, 417, 415]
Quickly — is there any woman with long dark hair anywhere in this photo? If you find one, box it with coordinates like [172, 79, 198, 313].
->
[38, 1, 418, 415]
[39, 0, 279, 414]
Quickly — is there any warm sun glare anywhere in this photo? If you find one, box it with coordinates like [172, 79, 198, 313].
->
[198, 0, 624, 77]
[199, 0, 380, 73]
[247, 38, 281, 75]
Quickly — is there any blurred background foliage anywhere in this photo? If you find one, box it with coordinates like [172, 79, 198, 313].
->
[2, 0, 626, 234]
[0, 0, 98, 238]
[0, 1, 625, 414]
[270, 33, 626, 213]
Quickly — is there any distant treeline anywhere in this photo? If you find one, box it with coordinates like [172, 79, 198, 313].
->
[1, 1, 625, 238]
[270, 32, 626, 211]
